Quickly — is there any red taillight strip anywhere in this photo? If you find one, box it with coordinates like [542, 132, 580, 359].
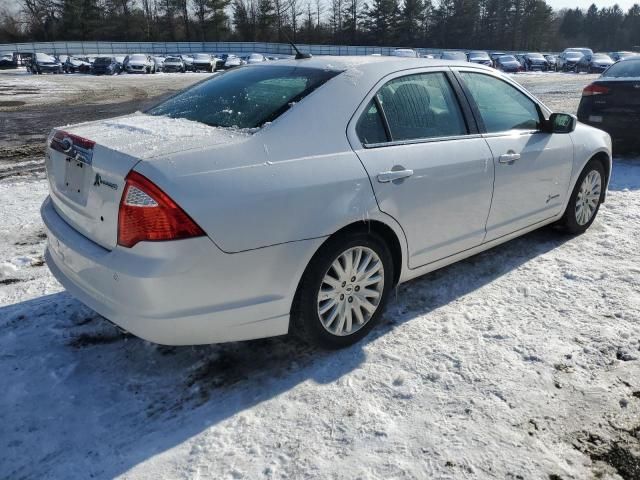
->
[117, 171, 205, 248]
[582, 84, 610, 97]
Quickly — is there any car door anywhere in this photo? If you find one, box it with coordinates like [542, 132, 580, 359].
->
[454, 70, 574, 241]
[348, 69, 495, 269]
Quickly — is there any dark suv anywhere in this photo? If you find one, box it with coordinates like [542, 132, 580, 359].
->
[92, 57, 121, 75]
[522, 53, 549, 71]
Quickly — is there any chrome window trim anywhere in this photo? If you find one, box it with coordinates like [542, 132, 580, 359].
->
[362, 133, 484, 149]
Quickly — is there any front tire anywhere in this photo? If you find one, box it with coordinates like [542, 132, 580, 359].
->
[291, 232, 394, 349]
[557, 159, 605, 234]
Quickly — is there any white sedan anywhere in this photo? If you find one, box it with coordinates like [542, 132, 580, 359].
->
[42, 56, 612, 348]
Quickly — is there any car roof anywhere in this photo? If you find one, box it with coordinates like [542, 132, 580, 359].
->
[264, 55, 494, 75]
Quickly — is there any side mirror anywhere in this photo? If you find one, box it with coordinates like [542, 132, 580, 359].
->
[546, 113, 577, 134]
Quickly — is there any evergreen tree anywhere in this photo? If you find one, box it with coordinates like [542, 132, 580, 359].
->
[256, 0, 276, 40]
[399, 0, 426, 46]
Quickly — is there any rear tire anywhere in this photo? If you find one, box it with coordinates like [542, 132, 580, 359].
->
[291, 231, 394, 349]
[557, 159, 605, 234]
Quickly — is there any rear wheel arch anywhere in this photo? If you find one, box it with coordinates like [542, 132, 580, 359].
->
[297, 220, 404, 294]
[290, 220, 402, 347]
[332, 220, 403, 287]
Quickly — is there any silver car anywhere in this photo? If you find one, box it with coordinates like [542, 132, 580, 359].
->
[42, 57, 611, 348]
[125, 54, 154, 74]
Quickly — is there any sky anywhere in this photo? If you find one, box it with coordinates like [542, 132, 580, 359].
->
[549, 0, 638, 10]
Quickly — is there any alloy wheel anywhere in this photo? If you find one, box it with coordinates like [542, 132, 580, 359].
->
[575, 170, 602, 226]
[317, 246, 385, 337]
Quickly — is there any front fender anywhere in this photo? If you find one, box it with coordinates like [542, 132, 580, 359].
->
[570, 122, 612, 195]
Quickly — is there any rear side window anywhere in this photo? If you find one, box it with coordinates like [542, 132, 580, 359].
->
[602, 60, 640, 78]
[149, 65, 340, 129]
[459, 72, 541, 133]
[375, 72, 467, 142]
[356, 100, 388, 145]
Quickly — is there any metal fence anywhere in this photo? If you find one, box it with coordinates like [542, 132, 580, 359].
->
[0, 40, 463, 57]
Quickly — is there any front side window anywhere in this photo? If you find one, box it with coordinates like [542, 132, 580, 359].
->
[459, 72, 541, 133]
[369, 72, 467, 142]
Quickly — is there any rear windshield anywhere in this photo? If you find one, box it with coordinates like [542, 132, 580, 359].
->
[441, 51, 466, 60]
[35, 53, 55, 62]
[148, 65, 341, 129]
[499, 55, 517, 62]
[602, 59, 640, 78]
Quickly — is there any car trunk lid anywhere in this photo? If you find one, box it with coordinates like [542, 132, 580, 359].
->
[45, 114, 252, 250]
[590, 79, 640, 111]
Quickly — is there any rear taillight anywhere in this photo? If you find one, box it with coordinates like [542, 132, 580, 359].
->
[117, 171, 205, 248]
[582, 84, 610, 96]
[49, 130, 95, 154]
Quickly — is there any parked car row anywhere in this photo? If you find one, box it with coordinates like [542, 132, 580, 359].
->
[431, 48, 638, 74]
[7, 48, 639, 77]
[11, 51, 276, 75]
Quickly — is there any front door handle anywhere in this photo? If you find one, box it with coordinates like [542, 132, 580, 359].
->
[377, 169, 414, 183]
[498, 151, 521, 164]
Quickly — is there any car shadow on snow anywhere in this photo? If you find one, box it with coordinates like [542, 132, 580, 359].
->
[0, 224, 579, 478]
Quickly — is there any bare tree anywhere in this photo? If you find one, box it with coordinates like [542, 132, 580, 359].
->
[272, 0, 289, 41]
[288, 0, 303, 39]
[21, 0, 57, 40]
[314, 0, 323, 27]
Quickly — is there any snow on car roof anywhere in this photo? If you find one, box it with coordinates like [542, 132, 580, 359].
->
[262, 55, 491, 75]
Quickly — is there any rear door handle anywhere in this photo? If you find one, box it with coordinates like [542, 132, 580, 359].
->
[498, 152, 521, 164]
[377, 169, 414, 183]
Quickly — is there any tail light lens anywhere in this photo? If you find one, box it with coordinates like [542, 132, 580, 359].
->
[118, 171, 205, 248]
[582, 84, 610, 96]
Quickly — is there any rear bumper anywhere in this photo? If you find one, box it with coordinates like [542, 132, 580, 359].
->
[37, 65, 62, 72]
[42, 196, 319, 345]
[92, 67, 116, 74]
[192, 63, 211, 70]
[126, 65, 147, 73]
[578, 111, 640, 145]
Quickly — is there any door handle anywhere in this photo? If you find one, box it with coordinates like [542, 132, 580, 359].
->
[377, 169, 414, 183]
[498, 152, 521, 164]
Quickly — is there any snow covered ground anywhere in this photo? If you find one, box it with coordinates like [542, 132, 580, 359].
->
[1, 71, 640, 480]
